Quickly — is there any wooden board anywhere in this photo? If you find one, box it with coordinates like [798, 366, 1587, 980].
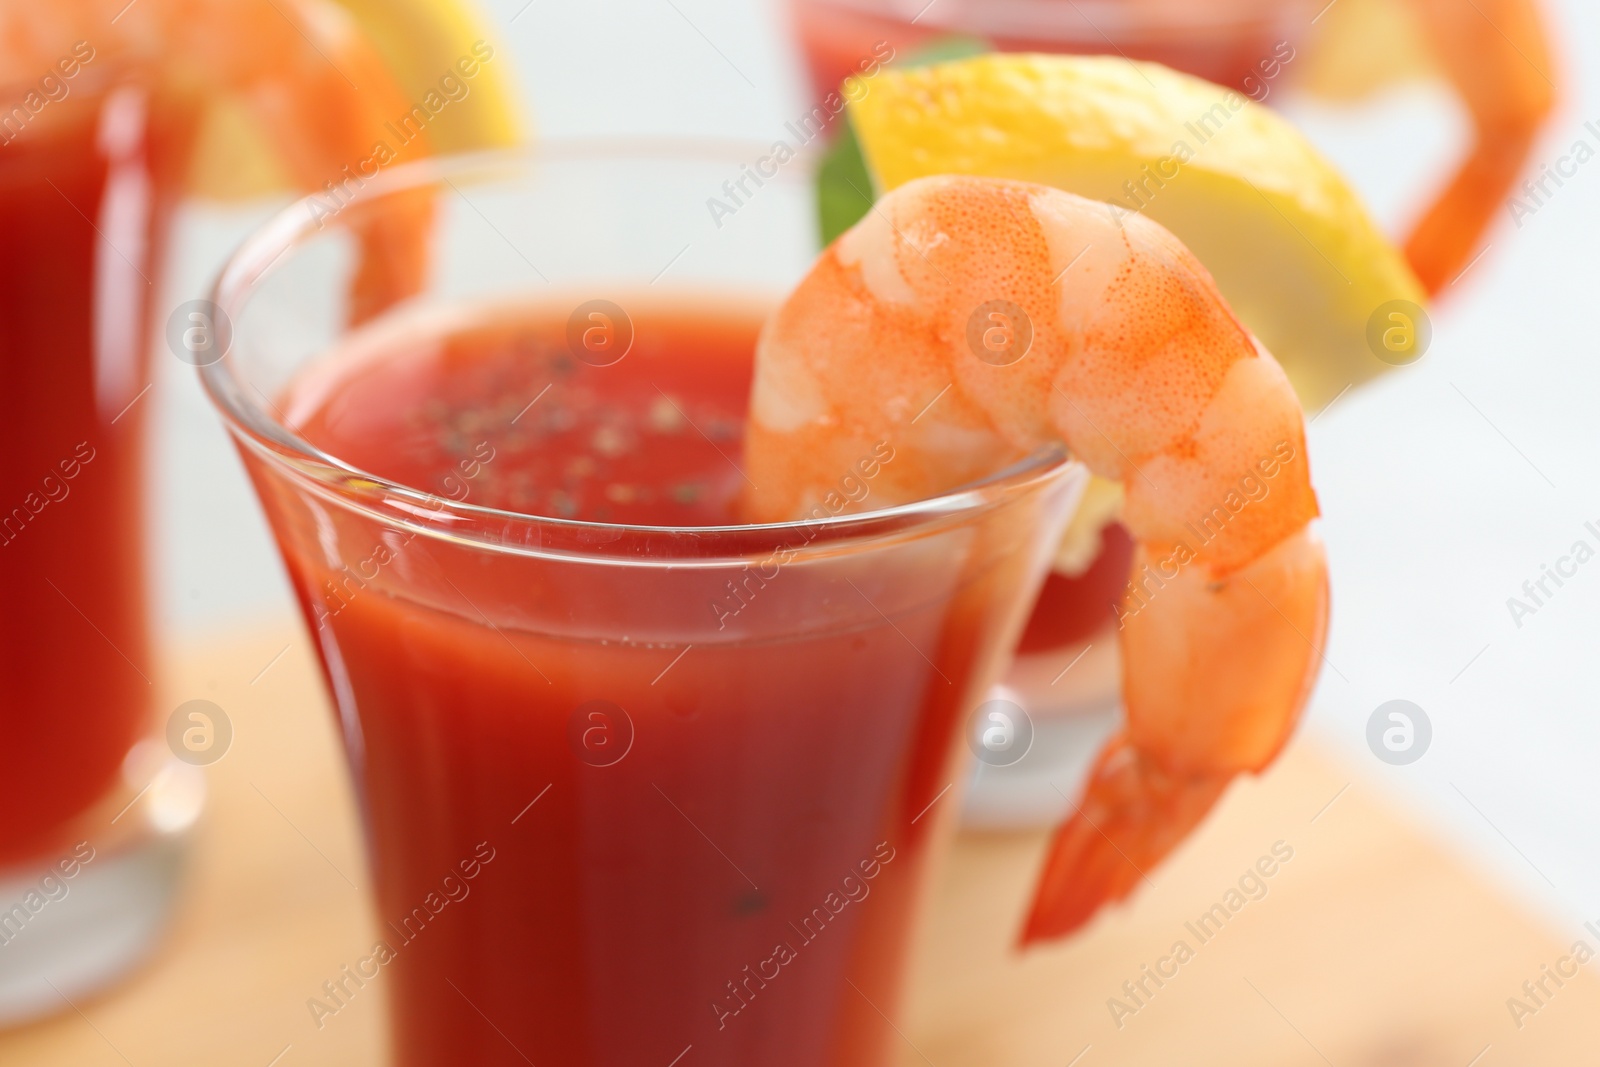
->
[1, 622, 1591, 1065]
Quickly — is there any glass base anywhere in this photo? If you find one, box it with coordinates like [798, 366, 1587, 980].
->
[964, 697, 1121, 829]
[0, 748, 204, 1027]
[963, 635, 1123, 829]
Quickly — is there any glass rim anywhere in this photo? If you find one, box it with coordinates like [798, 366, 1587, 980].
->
[199, 140, 1082, 560]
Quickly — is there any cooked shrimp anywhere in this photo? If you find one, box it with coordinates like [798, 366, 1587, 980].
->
[1399, 0, 1557, 293]
[744, 175, 1329, 942]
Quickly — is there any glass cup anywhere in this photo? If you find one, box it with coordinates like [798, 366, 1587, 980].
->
[198, 143, 1089, 1066]
[0, 73, 207, 1023]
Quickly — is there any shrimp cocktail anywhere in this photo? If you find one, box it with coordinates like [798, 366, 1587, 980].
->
[0, 0, 511, 1020]
[201, 58, 1417, 1067]
[795, 0, 1553, 757]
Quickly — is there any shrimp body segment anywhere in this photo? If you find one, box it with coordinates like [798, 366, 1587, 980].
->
[745, 175, 1330, 942]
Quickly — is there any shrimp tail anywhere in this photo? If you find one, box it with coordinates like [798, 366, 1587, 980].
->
[1022, 529, 1330, 944]
[1020, 737, 1229, 944]
[1401, 0, 1556, 293]
[1403, 125, 1541, 295]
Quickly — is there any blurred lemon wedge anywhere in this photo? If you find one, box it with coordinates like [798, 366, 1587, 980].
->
[846, 53, 1425, 411]
[1296, 0, 1439, 102]
[188, 0, 520, 200]
[325, 0, 520, 152]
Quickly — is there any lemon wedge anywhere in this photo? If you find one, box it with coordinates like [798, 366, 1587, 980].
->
[1295, 0, 1439, 102]
[846, 53, 1425, 412]
[325, 0, 520, 153]
[187, 0, 520, 200]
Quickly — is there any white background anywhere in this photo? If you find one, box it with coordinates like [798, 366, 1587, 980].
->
[152, 0, 1600, 932]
